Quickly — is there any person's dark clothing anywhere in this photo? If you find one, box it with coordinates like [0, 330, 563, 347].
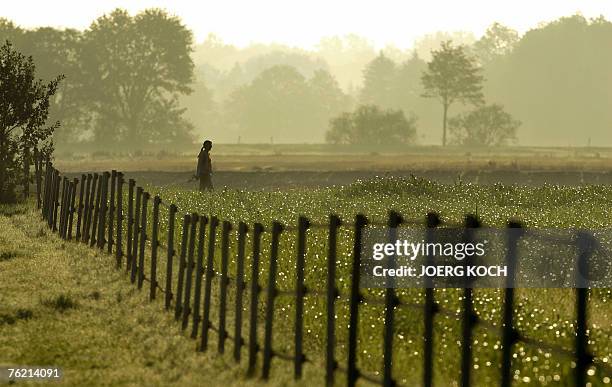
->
[197, 148, 213, 191]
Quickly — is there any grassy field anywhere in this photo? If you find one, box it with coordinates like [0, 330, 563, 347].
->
[0, 203, 321, 386]
[3, 176, 612, 386]
[54, 144, 612, 173]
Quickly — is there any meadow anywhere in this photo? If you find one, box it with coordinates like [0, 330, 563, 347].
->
[3, 148, 612, 385]
[135, 176, 612, 386]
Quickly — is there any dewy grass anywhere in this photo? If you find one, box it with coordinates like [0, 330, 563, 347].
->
[2, 177, 612, 386]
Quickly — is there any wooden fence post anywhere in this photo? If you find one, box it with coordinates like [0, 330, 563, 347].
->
[175, 214, 191, 320]
[49, 169, 58, 228]
[233, 222, 248, 362]
[130, 187, 142, 282]
[67, 178, 78, 239]
[89, 174, 101, 245]
[501, 221, 522, 387]
[325, 214, 341, 387]
[137, 192, 149, 289]
[46, 167, 54, 226]
[42, 161, 51, 218]
[165, 204, 177, 310]
[191, 215, 209, 338]
[247, 223, 264, 376]
[47, 167, 55, 227]
[97, 172, 109, 249]
[181, 213, 199, 330]
[107, 170, 117, 254]
[149, 195, 161, 301]
[218, 220, 232, 353]
[81, 174, 92, 241]
[52, 169, 60, 232]
[424, 212, 440, 387]
[347, 214, 368, 387]
[575, 231, 594, 387]
[200, 216, 219, 350]
[75, 174, 86, 240]
[115, 173, 124, 267]
[262, 221, 283, 380]
[294, 216, 310, 379]
[460, 214, 480, 387]
[59, 177, 67, 238]
[126, 179, 135, 271]
[382, 211, 403, 387]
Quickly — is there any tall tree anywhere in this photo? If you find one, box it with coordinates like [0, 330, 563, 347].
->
[21, 28, 86, 146]
[359, 52, 397, 109]
[473, 23, 519, 65]
[81, 8, 194, 149]
[224, 65, 312, 142]
[308, 69, 353, 134]
[421, 41, 484, 146]
[0, 41, 62, 202]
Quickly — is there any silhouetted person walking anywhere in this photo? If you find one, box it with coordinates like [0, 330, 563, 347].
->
[197, 140, 213, 191]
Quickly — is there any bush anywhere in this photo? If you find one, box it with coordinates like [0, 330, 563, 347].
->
[449, 104, 520, 146]
[326, 105, 417, 145]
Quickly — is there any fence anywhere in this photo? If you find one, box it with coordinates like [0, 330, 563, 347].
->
[36, 159, 611, 387]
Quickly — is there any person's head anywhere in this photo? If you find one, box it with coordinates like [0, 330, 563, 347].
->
[203, 140, 212, 151]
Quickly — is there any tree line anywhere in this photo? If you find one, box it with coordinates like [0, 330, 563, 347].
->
[2, 11, 611, 150]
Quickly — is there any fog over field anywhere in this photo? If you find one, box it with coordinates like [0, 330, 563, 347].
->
[2, 1, 612, 150]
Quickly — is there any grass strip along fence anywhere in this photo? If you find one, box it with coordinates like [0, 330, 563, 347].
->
[37, 159, 611, 387]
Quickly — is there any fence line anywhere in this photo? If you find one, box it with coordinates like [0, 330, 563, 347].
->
[36, 159, 610, 387]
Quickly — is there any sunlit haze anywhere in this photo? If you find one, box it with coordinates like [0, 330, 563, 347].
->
[3, 0, 612, 48]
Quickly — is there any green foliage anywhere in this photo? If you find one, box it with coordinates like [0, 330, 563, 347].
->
[359, 52, 397, 108]
[421, 41, 484, 146]
[80, 8, 195, 148]
[483, 15, 612, 146]
[225, 65, 350, 142]
[0, 41, 62, 203]
[473, 23, 519, 65]
[449, 104, 520, 146]
[326, 105, 417, 145]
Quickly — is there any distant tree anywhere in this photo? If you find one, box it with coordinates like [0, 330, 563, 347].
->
[326, 105, 417, 145]
[473, 23, 519, 65]
[448, 104, 519, 146]
[0, 19, 23, 46]
[413, 31, 477, 61]
[20, 28, 87, 147]
[81, 8, 194, 149]
[359, 52, 397, 108]
[0, 41, 62, 202]
[308, 69, 353, 131]
[224, 65, 312, 142]
[421, 41, 484, 146]
[484, 15, 612, 146]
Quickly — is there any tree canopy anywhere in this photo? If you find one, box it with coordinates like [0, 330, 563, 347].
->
[449, 104, 520, 146]
[326, 105, 417, 145]
[0, 41, 62, 202]
[421, 41, 484, 146]
[80, 8, 195, 148]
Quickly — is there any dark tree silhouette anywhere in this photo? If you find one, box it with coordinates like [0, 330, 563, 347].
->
[81, 8, 194, 149]
[0, 41, 62, 203]
[326, 105, 417, 145]
[448, 104, 520, 146]
[421, 41, 484, 146]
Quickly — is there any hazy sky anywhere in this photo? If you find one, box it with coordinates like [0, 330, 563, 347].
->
[3, 0, 612, 49]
